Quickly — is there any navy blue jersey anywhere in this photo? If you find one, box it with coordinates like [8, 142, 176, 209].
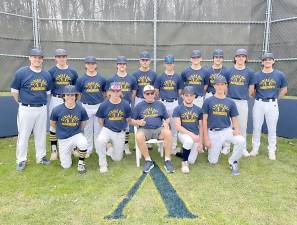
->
[226, 67, 255, 100]
[173, 103, 203, 135]
[11, 66, 52, 105]
[132, 100, 169, 129]
[96, 99, 131, 132]
[154, 73, 184, 100]
[181, 67, 208, 96]
[202, 96, 238, 129]
[107, 74, 137, 103]
[132, 69, 157, 98]
[48, 66, 78, 95]
[254, 70, 288, 99]
[76, 73, 106, 104]
[206, 66, 229, 94]
[50, 104, 89, 139]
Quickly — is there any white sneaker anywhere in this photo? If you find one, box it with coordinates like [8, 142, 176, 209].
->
[249, 149, 259, 157]
[50, 150, 58, 161]
[100, 166, 108, 173]
[181, 161, 190, 173]
[221, 146, 230, 155]
[268, 152, 276, 160]
[242, 149, 250, 157]
[124, 143, 131, 155]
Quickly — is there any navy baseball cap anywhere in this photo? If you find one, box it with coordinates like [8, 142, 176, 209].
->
[55, 48, 67, 56]
[191, 50, 202, 58]
[63, 85, 77, 95]
[164, 55, 175, 64]
[85, 56, 97, 63]
[116, 56, 127, 64]
[139, 51, 151, 60]
[109, 82, 122, 91]
[29, 48, 43, 57]
[183, 86, 195, 95]
[212, 49, 224, 57]
[235, 48, 248, 56]
[214, 76, 227, 84]
[261, 52, 275, 60]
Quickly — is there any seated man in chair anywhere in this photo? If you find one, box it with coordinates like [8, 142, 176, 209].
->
[131, 85, 174, 173]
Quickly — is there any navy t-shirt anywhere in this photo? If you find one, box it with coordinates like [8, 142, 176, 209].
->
[50, 104, 89, 139]
[226, 67, 255, 100]
[132, 100, 169, 129]
[11, 66, 52, 105]
[173, 103, 203, 135]
[76, 73, 106, 104]
[107, 74, 137, 103]
[181, 67, 208, 96]
[202, 96, 239, 129]
[206, 66, 229, 94]
[96, 99, 131, 132]
[154, 73, 184, 100]
[254, 70, 288, 99]
[132, 69, 157, 98]
[48, 66, 78, 95]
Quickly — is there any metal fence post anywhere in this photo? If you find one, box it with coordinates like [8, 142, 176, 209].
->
[263, 0, 272, 53]
[153, 0, 157, 71]
[32, 0, 40, 49]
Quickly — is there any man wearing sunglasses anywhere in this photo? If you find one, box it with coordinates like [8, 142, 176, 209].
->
[131, 85, 174, 173]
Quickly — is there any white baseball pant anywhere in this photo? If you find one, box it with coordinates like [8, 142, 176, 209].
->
[252, 99, 279, 153]
[193, 96, 204, 108]
[16, 104, 47, 163]
[95, 127, 125, 167]
[49, 96, 64, 116]
[204, 92, 213, 99]
[58, 133, 88, 169]
[178, 133, 199, 164]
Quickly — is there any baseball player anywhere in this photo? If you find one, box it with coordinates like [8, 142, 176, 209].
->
[223, 49, 255, 157]
[11, 48, 52, 171]
[203, 76, 244, 175]
[181, 50, 208, 108]
[131, 85, 174, 173]
[106, 56, 137, 155]
[154, 55, 184, 153]
[48, 49, 79, 160]
[132, 51, 157, 106]
[50, 85, 89, 174]
[95, 82, 132, 173]
[250, 52, 288, 160]
[76, 56, 106, 158]
[205, 49, 229, 99]
[173, 86, 203, 173]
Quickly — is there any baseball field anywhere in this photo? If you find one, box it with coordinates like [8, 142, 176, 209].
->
[0, 134, 296, 225]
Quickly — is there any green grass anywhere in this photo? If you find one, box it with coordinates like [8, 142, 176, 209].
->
[0, 135, 296, 225]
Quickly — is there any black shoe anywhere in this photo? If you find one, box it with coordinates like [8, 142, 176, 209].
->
[16, 161, 26, 171]
[39, 157, 51, 165]
[164, 160, 175, 173]
[77, 162, 86, 174]
[143, 160, 154, 173]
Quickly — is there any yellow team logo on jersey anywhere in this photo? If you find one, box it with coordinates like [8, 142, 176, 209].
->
[119, 81, 130, 92]
[108, 109, 124, 121]
[86, 82, 100, 93]
[56, 74, 71, 85]
[230, 74, 246, 86]
[188, 74, 202, 85]
[209, 74, 220, 85]
[181, 111, 198, 123]
[143, 107, 159, 118]
[31, 79, 47, 91]
[163, 80, 176, 90]
[259, 78, 276, 90]
[61, 114, 80, 127]
[212, 104, 229, 116]
[138, 76, 151, 86]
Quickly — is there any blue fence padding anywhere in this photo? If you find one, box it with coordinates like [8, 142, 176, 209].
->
[0, 96, 297, 138]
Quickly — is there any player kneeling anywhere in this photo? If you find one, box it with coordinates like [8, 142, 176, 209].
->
[50, 85, 89, 174]
[203, 76, 244, 175]
[173, 86, 203, 173]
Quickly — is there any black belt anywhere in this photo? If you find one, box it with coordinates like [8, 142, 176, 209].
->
[21, 103, 46, 107]
[53, 94, 63, 98]
[161, 98, 177, 102]
[82, 102, 99, 105]
[256, 98, 276, 102]
[232, 97, 245, 100]
[210, 128, 224, 131]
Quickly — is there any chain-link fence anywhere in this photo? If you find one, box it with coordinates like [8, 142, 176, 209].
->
[0, 0, 296, 95]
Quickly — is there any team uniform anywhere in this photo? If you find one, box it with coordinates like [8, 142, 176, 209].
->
[11, 66, 52, 165]
[203, 96, 244, 165]
[251, 70, 288, 155]
[76, 73, 106, 155]
[181, 67, 208, 107]
[205, 66, 229, 99]
[154, 72, 184, 150]
[173, 103, 203, 164]
[95, 99, 131, 169]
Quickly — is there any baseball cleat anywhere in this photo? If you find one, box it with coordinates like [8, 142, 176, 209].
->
[143, 160, 154, 173]
[39, 157, 51, 165]
[77, 162, 86, 174]
[164, 160, 175, 173]
[124, 143, 131, 155]
[230, 162, 240, 176]
[16, 161, 26, 171]
[249, 150, 259, 157]
[181, 161, 190, 173]
[99, 166, 108, 173]
[268, 152, 276, 160]
[50, 150, 58, 160]
[242, 149, 250, 157]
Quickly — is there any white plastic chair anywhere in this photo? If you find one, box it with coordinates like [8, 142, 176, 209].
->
[134, 126, 164, 167]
